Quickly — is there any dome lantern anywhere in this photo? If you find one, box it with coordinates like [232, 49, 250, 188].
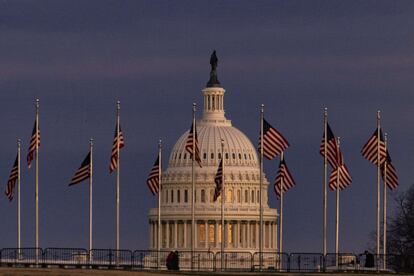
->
[201, 51, 229, 125]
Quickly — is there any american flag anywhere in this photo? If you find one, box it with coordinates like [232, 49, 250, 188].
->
[274, 156, 295, 199]
[146, 156, 160, 195]
[329, 141, 352, 190]
[109, 123, 125, 173]
[69, 152, 91, 186]
[320, 123, 339, 168]
[5, 155, 18, 201]
[27, 120, 40, 168]
[381, 152, 398, 190]
[213, 159, 223, 201]
[185, 122, 202, 168]
[361, 128, 387, 165]
[258, 118, 289, 160]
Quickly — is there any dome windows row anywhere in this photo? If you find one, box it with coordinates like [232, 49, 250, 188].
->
[171, 150, 255, 163]
[162, 187, 263, 205]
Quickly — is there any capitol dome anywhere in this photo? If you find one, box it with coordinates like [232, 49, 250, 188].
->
[148, 54, 278, 254]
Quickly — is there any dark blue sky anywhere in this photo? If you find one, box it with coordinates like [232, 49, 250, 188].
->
[1, 0, 413, 253]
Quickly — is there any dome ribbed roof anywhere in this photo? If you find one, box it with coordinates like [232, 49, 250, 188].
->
[168, 123, 258, 168]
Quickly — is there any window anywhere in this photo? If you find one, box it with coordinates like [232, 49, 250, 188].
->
[257, 191, 260, 203]
[201, 189, 206, 203]
[203, 153, 207, 159]
[251, 190, 255, 203]
[226, 188, 233, 203]
[211, 153, 214, 159]
[166, 189, 169, 203]
[228, 224, 233, 244]
[209, 224, 215, 243]
[244, 154, 247, 159]
[232, 153, 236, 159]
[177, 190, 181, 203]
[218, 153, 221, 159]
[237, 190, 241, 203]
[179, 153, 181, 159]
[225, 153, 229, 159]
[171, 190, 174, 203]
[198, 224, 206, 244]
[245, 190, 248, 203]
[210, 189, 215, 202]
[239, 153, 242, 159]
[184, 190, 188, 203]
[218, 223, 222, 243]
[183, 153, 186, 159]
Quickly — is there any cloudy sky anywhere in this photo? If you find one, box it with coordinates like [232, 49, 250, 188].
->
[0, 0, 413, 253]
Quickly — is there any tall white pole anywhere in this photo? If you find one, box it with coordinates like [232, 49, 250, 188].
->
[35, 98, 39, 264]
[89, 138, 93, 260]
[116, 100, 120, 253]
[279, 152, 284, 271]
[323, 108, 327, 257]
[17, 139, 21, 254]
[191, 103, 196, 269]
[220, 139, 225, 271]
[383, 133, 388, 270]
[157, 139, 162, 268]
[259, 104, 264, 271]
[376, 111, 381, 260]
[335, 137, 340, 266]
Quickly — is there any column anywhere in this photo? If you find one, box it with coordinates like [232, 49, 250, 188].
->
[204, 221, 208, 248]
[235, 221, 240, 248]
[174, 221, 178, 248]
[247, 222, 251, 248]
[183, 221, 187, 249]
[215, 221, 219, 248]
[195, 222, 198, 250]
[166, 221, 170, 248]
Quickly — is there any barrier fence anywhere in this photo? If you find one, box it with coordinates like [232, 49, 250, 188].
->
[0, 248, 413, 272]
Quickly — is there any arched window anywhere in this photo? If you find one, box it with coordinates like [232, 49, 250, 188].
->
[251, 190, 255, 203]
[184, 190, 188, 203]
[237, 190, 241, 203]
[203, 153, 207, 159]
[166, 189, 169, 203]
[244, 154, 247, 159]
[245, 190, 248, 203]
[171, 190, 174, 203]
[232, 153, 236, 159]
[225, 153, 229, 159]
[177, 190, 181, 203]
[211, 153, 214, 159]
[226, 188, 233, 203]
[239, 153, 242, 159]
[257, 190, 260, 203]
[183, 153, 187, 159]
[218, 153, 222, 159]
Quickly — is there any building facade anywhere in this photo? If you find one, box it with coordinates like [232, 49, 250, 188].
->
[148, 57, 278, 254]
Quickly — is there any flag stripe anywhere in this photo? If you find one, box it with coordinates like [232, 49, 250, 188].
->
[320, 123, 339, 168]
[27, 121, 40, 168]
[146, 156, 160, 195]
[185, 122, 202, 168]
[69, 152, 91, 186]
[258, 118, 290, 160]
[213, 159, 223, 201]
[274, 157, 295, 199]
[109, 123, 125, 173]
[5, 156, 18, 201]
[361, 128, 387, 165]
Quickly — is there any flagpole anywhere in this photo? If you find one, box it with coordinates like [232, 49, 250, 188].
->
[17, 139, 21, 255]
[116, 100, 120, 254]
[89, 138, 93, 261]
[335, 137, 340, 267]
[157, 139, 162, 268]
[383, 133, 388, 270]
[376, 111, 381, 260]
[279, 152, 284, 269]
[191, 103, 196, 270]
[35, 98, 39, 264]
[259, 104, 264, 271]
[220, 139, 225, 271]
[323, 108, 327, 258]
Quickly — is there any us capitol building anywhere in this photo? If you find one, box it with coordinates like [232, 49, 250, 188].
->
[148, 53, 278, 254]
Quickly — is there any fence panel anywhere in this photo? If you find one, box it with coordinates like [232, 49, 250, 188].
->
[43, 248, 89, 267]
[325, 253, 357, 271]
[252, 252, 289, 271]
[215, 252, 252, 271]
[289, 253, 324, 272]
[174, 251, 214, 271]
[132, 250, 169, 270]
[89, 249, 132, 267]
[0, 248, 43, 266]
